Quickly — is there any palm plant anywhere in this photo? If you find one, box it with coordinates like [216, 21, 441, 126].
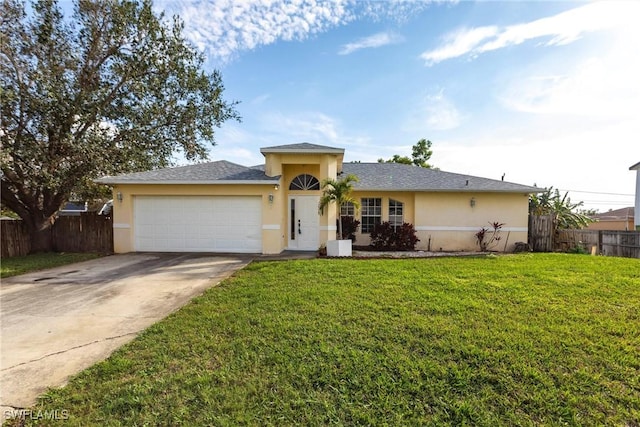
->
[529, 187, 594, 230]
[318, 174, 360, 239]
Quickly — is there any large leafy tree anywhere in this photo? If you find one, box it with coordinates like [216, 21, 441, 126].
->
[378, 138, 434, 168]
[318, 174, 360, 240]
[0, 0, 239, 252]
[529, 187, 594, 230]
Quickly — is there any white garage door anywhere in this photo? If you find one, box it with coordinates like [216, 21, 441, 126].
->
[134, 196, 262, 253]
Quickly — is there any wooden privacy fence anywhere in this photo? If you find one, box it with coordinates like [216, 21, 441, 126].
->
[52, 213, 113, 253]
[556, 229, 640, 259]
[1, 220, 30, 258]
[528, 214, 554, 252]
[1, 213, 113, 258]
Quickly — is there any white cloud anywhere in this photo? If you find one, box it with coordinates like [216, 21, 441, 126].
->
[424, 91, 462, 130]
[339, 31, 404, 55]
[420, 26, 498, 66]
[404, 89, 462, 132]
[202, 125, 267, 166]
[250, 94, 271, 105]
[262, 111, 340, 142]
[154, 0, 354, 62]
[500, 25, 640, 120]
[155, 0, 434, 62]
[207, 110, 375, 166]
[258, 111, 371, 148]
[358, 0, 439, 23]
[420, 2, 640, 66]
[434, 117, 638, 211]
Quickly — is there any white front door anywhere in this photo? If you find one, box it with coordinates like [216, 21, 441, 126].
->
[288, 195, 320, 250]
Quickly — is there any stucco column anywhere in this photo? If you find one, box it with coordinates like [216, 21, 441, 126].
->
[319, 155, 338, 244]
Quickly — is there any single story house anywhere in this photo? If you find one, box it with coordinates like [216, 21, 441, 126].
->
[586, 207, 635, 231]
[96, 143, 539, 254]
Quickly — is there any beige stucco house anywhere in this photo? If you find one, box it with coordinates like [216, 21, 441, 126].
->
[97, 143, 539, 254]
[586, 207, 635, 231]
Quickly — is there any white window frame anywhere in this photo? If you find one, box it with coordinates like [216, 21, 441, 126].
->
[361, 198, 382, 233]
[389, 199, 404, 230]
[340, 202, 355, 217]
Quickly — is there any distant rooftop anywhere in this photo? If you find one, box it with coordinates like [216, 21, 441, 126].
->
[591, 207, 634, 220]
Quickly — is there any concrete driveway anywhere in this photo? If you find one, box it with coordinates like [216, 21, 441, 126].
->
[0, 253, 251, 417]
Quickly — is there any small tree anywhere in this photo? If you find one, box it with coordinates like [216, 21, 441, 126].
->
[318, 174, 360, 240]
[411, 138, 434, 168]
[378, 139, 434, 168]
[0, 0, 239, 252]
[529, 187, 594, 230]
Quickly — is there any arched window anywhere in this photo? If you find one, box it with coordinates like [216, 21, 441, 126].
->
[289, 174, 320, 191]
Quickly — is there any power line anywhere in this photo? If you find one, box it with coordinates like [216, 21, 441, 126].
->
[557, 189, 634, 197]
[579, 201, 633, 205]
[579, 199, 633, 203]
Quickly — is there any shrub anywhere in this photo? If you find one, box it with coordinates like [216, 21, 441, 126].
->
[475, 221, 505, 251]
[568, 241, 589, 254]
[370, 222, 419, 251]
[338, 216, 360, 241]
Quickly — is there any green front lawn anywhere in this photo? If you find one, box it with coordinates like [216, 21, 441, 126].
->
[0, 252, 101, 278]
[13, 254, 640, 426]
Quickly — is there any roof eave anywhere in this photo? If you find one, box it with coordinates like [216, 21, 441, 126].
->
[629, 161, 640, 171]
[260, 148, 345, 155]
[354, 187, 541, 193]
[95, 179, 280, 185]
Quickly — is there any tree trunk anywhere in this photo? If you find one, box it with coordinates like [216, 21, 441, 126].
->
[26, 218, 54, 253]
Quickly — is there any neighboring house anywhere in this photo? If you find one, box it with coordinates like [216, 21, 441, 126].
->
[586, 207, 635, 231]
[96, 143, 539, 254]
[631, 161, 640, 230]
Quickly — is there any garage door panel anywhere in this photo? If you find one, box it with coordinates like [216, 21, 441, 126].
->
[134, 196, 262, 253]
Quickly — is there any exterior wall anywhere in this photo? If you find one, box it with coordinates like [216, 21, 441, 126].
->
[414, 192, 529, 251]
[110, 183, 285, 254]
[349, 191, 528, 252]
[586, 218, 635, 231]
[350, 191, 415, 247]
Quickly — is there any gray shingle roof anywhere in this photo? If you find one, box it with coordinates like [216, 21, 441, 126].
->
[96, 160, 279, 184]
[260, 142, 344, 154]
[96, 159, 539, 193]
[342, 163, 540, 193]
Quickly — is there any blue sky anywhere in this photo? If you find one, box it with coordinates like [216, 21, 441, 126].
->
[155, 0, 638, 211]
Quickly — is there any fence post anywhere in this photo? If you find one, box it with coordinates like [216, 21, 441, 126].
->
[598, 230, 603, 254]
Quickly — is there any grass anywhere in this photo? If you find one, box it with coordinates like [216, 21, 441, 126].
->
[10, 254, 640, 426]
[0, 252, 101, 278]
